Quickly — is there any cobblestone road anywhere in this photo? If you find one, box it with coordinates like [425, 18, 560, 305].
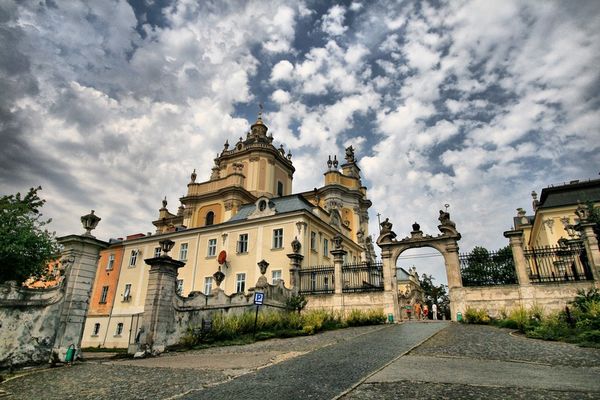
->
[344, 322, 600, 399]
[1, 322, 599, 399]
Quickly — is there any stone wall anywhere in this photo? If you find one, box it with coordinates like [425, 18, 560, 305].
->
[305, 291, 387, 315]
[0, 282, 64, 369]
[453, 281, 600, 318]
[167, 281, 291, 347]
[135, 249, 292, 354]
[0, 219, 107, 370]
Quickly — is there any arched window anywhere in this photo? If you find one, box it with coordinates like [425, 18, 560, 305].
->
[205, 211, 215, 226]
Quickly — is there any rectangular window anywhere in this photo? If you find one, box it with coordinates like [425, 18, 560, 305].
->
[277, 181, 284, 197]
[324, 275, 329, 290]
[176, 279, 184, 294]
[323, 239, 329, 257]
[129, 250, 138, 267]
[115, 322, 124, 336]
[154, 247, 161, 258]
[207, 239, 217, 257]
[272, 228, 283, 249]
[100, 286, 109, 303]
[92, 323, 100, 336]
[179, 243, 188, 261]
[310, 231, 316, 251]
[106, 254, 115, 270]
[237, 233, 248, 253]
[310, 272, 316, 291]
[236, 273, 246, 293]
[204, 277, 213, 294]
[272, 270, 282, 284]
[123, 283, 132, 301]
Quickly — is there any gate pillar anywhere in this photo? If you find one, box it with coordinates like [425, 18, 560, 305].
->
[579, 222, 600, 281]
[504, 229, 531, 285]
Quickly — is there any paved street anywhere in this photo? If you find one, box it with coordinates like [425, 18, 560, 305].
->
[1, 322, 599, 399]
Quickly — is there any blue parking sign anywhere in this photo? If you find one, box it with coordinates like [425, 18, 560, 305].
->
[254, 292, 264, 305]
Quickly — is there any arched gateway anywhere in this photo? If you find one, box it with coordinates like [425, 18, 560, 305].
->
[376, 211, 463, 321]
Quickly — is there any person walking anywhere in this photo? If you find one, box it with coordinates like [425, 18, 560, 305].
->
[414, 302, 422, 321]
[423, 304, 429, 320]
[432, 303, 438, 320]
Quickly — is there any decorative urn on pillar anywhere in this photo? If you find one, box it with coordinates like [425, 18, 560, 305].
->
[81, 210, 101, 237]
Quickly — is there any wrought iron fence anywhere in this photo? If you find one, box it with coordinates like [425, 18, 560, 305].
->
[299, 265, 334, 294]
[341, 262, 384, 293]
[459, 248, 518, 286]
[524, 242, 592, 283]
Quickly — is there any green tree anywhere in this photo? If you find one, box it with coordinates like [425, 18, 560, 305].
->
[0, 187, 61, 284]
[461, 246, 516, 286]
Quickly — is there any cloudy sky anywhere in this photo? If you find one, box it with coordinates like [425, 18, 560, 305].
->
[2, 0, 599, 284]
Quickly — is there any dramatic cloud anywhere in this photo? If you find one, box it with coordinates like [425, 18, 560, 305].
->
[1, 0, 599, 284]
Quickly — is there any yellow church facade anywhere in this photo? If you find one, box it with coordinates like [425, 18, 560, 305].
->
[82, 113, 375, 348]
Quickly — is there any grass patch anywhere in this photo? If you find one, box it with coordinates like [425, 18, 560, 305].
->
[177, 308, 386, 349]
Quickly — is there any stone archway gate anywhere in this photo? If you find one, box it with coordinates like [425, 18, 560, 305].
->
[376, 211, 462, 321]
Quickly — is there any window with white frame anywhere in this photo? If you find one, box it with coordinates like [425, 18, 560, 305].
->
[154, 247, 161, 258]
[106, 254, 115, 270]
[176, 279, 184, 294]
[323, 238, 329, 257]
[179, 243, 188, 261]
[324, 275, 329, 290]
[92, 323, 100, 336]
[236, 273, 246, 293]
[272, 270, 282, 284]
[272, 228, 283, 249]
[207, 238, 217, 257]
[310, 231, 316, 251]
[204, 277, 213, 294]
[237, 233, 248, 253]
[115, 322, 124, 336]
[123, 283, 132, 301]
[310, 272, 316, 291]
[100, 286, 109, 303]
[129, 250, 138, 266]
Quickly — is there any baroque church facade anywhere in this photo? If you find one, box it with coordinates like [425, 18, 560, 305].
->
[83, 113, 376, 348]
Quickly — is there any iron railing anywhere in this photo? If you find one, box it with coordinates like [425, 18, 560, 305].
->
[299, 265, 334, 294]
[459, 249, 518, 286]
[341, 262, 384, 293]
[524, 242, 592, 283]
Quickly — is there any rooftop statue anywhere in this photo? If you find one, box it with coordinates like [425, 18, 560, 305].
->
[345, 145, 355, 163]
[438, 210, 455, 228]
[378, 217, 397, 243]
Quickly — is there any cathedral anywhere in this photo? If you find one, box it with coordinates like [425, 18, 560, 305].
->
[83, 112, 376, 348]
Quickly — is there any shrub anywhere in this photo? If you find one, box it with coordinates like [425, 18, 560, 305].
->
[576, 330, 600, 344]
[571, 288, 600, 313]
[464, 307, 490, 324]
[526, 313, 570, 341]
[347, 309, 386, 326]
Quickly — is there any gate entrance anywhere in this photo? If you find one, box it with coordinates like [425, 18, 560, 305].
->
[377, 210, 462, 321]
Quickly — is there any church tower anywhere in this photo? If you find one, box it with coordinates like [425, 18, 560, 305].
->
[152, 109, 295, 233]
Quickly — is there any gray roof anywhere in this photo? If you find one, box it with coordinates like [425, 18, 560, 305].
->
[539, 179, 600, 209]
[228, 195, 315, 222]
[396, 267, 411, 281]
